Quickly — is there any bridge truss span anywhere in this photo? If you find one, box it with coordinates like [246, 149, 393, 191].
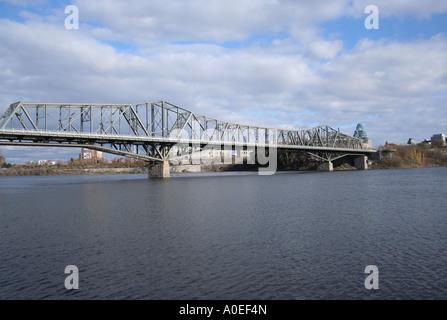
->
[0, 101, 375, 167]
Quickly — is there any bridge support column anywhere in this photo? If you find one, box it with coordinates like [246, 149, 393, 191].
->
[354, 155, 368, 170]
[317, 161, 333, 172]
[149, 161, 170, 179]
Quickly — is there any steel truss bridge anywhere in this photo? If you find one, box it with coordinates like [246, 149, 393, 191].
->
[0, 101, 375, 176]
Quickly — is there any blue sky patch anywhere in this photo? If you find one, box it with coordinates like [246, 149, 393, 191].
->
[321, 13, 447, 49]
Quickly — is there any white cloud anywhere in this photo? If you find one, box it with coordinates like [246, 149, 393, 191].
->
[72, 0, 447, 46]
[296, 35, 447, 143]
[1, 0, 447, 163]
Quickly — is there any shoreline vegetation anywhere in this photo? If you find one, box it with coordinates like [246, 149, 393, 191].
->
[373, 142, 447, 169]
[1, 143, 447, 177]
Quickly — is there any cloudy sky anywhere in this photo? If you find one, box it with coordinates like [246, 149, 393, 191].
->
[0, 0, 446, 163]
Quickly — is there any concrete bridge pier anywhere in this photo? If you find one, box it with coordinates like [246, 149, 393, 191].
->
[317, 161, 333, 172]
[149, 161, 170, 178]
[354, 155, 368, 170]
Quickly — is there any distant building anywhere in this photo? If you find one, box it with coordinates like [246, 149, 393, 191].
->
[353, 123, 373, 148]
[80, 147, 103, 163]
[354, 123, 368, 140]
[114, 157, 135, 164]
[407, 138, 416, 145]
[239, 149, 255, 158]
[37, 160, 57, 166]
[0, 150, 5, 165]
[431, 134, 447, 146]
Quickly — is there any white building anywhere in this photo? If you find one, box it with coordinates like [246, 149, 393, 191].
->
[80, 148, 103, 163]
[37, 160, 57, 165]
[431, 134, 447, 146]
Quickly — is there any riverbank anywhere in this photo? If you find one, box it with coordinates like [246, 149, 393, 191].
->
[373, 143, 447, 169]
[0, 163, 236, 176]
[2, 162, 446, 177]
[1, 143, 446, 176]
[0, 166, 149, 176]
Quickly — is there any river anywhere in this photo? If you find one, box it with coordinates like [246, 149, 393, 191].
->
[0, 167, 446, 299]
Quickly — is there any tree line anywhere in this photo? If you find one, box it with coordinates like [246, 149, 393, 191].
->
[376, 142, 447, 169]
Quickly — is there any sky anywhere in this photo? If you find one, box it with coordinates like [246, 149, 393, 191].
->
[0, 0, 446, 163]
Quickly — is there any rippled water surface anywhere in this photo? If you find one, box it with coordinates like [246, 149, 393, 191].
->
[1, 168, 446, 299]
